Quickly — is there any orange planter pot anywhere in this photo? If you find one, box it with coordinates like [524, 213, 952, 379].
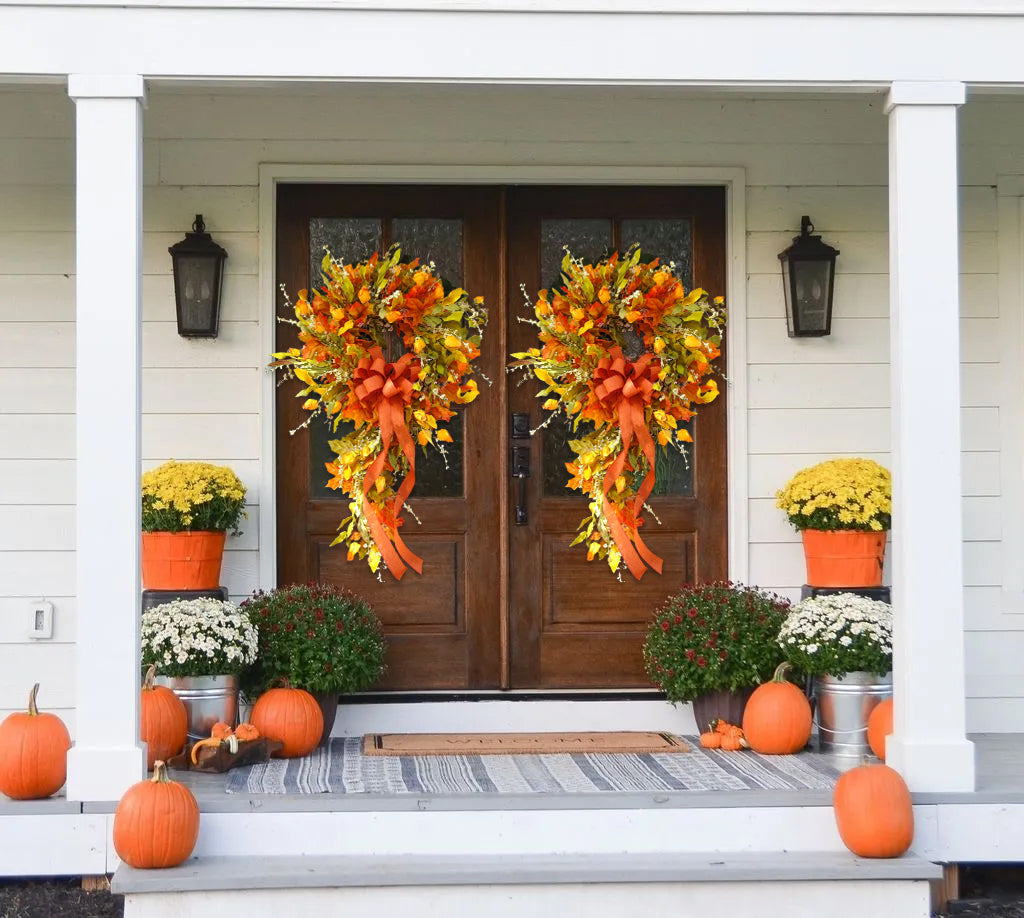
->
[141, 531, 226, 591]
[801, 529, 887, 588]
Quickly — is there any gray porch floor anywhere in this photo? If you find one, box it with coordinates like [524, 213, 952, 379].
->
[70, 732, 1024, 814]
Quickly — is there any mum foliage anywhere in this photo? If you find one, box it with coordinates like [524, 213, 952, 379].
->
[642, 582, 790, 704]
[240, 583, 386, 698]
[510, 246, 725, 580]
[271, 246, 486, 579]
[778, 592, 893, 678]
[775, 457, 891, 532]
[141, 461, 247, 535]
[141, 598, 258, 678]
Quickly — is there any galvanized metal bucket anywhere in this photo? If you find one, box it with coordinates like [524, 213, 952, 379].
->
[814, 671, 892, 763]
[156, 674, 238, 741]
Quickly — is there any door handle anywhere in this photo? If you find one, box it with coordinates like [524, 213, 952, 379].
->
[510, 413, 532, 526]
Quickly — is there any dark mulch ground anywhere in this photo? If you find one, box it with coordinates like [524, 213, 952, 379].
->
[1, 865, 1023, 916]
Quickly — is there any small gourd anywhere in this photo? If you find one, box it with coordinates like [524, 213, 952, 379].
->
[210, 722, 234, 740]
[234, 723, 260, 742]
[699, 731, 721, 749]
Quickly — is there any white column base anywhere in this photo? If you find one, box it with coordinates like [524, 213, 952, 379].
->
[885, 737, 975, 793]
[66, 745, 146, 804]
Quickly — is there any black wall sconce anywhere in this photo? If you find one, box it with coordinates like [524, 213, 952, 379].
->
[169, 214, 228, 338]
[778, 216, 839, 337]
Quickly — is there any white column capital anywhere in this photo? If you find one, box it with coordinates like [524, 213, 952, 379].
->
[885, 81, 966, 113]
[67, 73, 146, 102]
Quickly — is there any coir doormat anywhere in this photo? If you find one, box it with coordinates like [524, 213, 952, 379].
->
[362, 731, 690, 756]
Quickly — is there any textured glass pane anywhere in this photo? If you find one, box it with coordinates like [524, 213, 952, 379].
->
[540, 219, 612, 291]
[309, 217, 382, 288]
[540, 219, 612, 496]
[651, 416, 694, 497]
[308, 413, 464, 500]
[392, 218, 463, 288]
[307, 217, 464, 500]
[620, 219, 693, 289]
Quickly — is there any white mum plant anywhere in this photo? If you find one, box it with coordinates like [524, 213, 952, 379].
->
[141, 598, 258, 678]
[778, 592, 893, 678]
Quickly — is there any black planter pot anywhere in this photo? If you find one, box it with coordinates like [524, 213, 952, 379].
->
[313, 692, 339, 747]
[691, 688, 754, 734]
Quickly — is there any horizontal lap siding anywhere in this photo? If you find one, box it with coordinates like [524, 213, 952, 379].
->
[0, 86, 1018, 731]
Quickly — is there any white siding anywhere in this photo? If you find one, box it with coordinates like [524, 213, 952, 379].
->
[0, 84, 1020, 732]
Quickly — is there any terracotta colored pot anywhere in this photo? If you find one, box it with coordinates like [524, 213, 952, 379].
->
[141, 531, 226, 590]
[802, 529, 887, 588]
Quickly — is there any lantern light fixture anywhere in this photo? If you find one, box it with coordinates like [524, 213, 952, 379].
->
[778, 215, 840, 338]
[168, 214, 227, 338]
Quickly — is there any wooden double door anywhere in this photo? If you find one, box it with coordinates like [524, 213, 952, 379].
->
[276, 185, 727, 691]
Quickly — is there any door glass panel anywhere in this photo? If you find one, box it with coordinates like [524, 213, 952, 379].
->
[307, 217, 466, 500]
[539, 219, 613, 496]
[620, 218, 693, 289]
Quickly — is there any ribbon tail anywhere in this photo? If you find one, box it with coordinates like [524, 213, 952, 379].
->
[363, 496, 408, 580]
[630, 403, 663, 575]
[391, 522, 423, 575]
[602, 494, 649, 580]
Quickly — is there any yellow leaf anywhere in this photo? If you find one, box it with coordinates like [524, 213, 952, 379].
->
[302, 399, 318, 411]
[535, 368, 554, 385]
[658, 430, 671, 446]
[358, 288, 372, 304]
[437, 429, 453, 443]
[598, 287, 611, 304]
[653, 337, 666, 354]
[461, 389, 479, 403]
[294, 368, 313, 386]
[676, 429, 693, 443]
[413, 337, 426, 354]
[375, 475, 386, 493]
[417, 430, 431, 446]
[615, 475, 626, 493]
[542, 398, 559, 411]
[444, 334, 462, 349]
[587, 542, 600, 560]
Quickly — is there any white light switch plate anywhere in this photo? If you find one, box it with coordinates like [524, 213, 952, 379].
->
[28, 600, 54, 639]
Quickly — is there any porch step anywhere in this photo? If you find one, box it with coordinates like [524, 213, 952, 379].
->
[114, 852, 941, 918]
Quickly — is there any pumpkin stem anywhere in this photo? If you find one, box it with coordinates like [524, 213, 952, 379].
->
[771, 662, 793, 683]
[27, 682, 40, 716]
[151, 760, 170, 783]
[143, 664, 157, 691]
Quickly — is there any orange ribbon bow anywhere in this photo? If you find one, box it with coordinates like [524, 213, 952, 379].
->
[352, 348, 423, 579]
[592, 348, 664, 580]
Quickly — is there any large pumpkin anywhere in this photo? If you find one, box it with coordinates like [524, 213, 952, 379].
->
[833, 763, 914, 858]
[741, 662, 812, 755]
[0, 683, 71, 800]
[113, 760, 200, 869]
[250, 686, 323, 758]
[867, 698, 894, 761]
[140, 665, 188, 770]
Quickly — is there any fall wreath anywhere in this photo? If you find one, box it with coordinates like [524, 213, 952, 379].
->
[510, 245, 725, 580]
[272, 246, 487, 579]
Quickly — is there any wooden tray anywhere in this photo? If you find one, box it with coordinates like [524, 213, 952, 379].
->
[167, 737, 283, 773]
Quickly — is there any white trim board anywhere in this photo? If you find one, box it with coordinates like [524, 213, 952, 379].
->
[996, 176, 1024, 613]
[257, 163, 750, 593]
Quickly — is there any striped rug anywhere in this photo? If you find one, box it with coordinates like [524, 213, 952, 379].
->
[225, 736, 841, 795]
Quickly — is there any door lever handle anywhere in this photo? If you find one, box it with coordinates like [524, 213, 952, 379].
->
[511, 445, 531, 525]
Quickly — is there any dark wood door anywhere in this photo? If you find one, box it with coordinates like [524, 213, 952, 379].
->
[506, 187, 728, 688]
[277, 184, 726, 691]
[276, 185, 505, 690]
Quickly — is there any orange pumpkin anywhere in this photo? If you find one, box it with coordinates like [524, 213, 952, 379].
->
[0, 683, 71, 800]
[719, 733, 744, 751]
[832, 763, 913, 858]
[140, 665, 188, 771]
[699, 731, 721, 749]
[250, 687, 323, 758]
[210, 722, 234, 740]
[234, 723, 260, 742]
[742, 662, 813, 755]
[113, 761, 200, 869]
[867, 698, 894, 761]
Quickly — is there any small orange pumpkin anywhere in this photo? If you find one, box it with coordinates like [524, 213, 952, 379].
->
[0, 683, 71, 800]
[113, 761, 200, 869]
[234, 723, 260, 742]
[699, 731, 721, 749]
[867, 698, 894, 761]
[833, 763, 913, 858]
[210, 722, 234, 740]
[250, 686, 323, 758]
[140, 665, 188, 771]
[719, 733, 744, 751]
[742, 662, 813, 755]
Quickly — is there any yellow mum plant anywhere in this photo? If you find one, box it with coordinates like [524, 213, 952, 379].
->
[775, 458, 891, 532]
[141, 461, 247, 535]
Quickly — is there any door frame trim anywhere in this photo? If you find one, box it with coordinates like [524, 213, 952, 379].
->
[257, 164, 749, 595]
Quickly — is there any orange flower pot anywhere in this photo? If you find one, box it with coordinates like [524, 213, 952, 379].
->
[801, 529, 887, 588]
[141, 531, 226, 591]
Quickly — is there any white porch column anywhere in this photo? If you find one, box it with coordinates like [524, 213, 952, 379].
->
[884, 81, 975, 792]
[65, 74, 147, 801]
